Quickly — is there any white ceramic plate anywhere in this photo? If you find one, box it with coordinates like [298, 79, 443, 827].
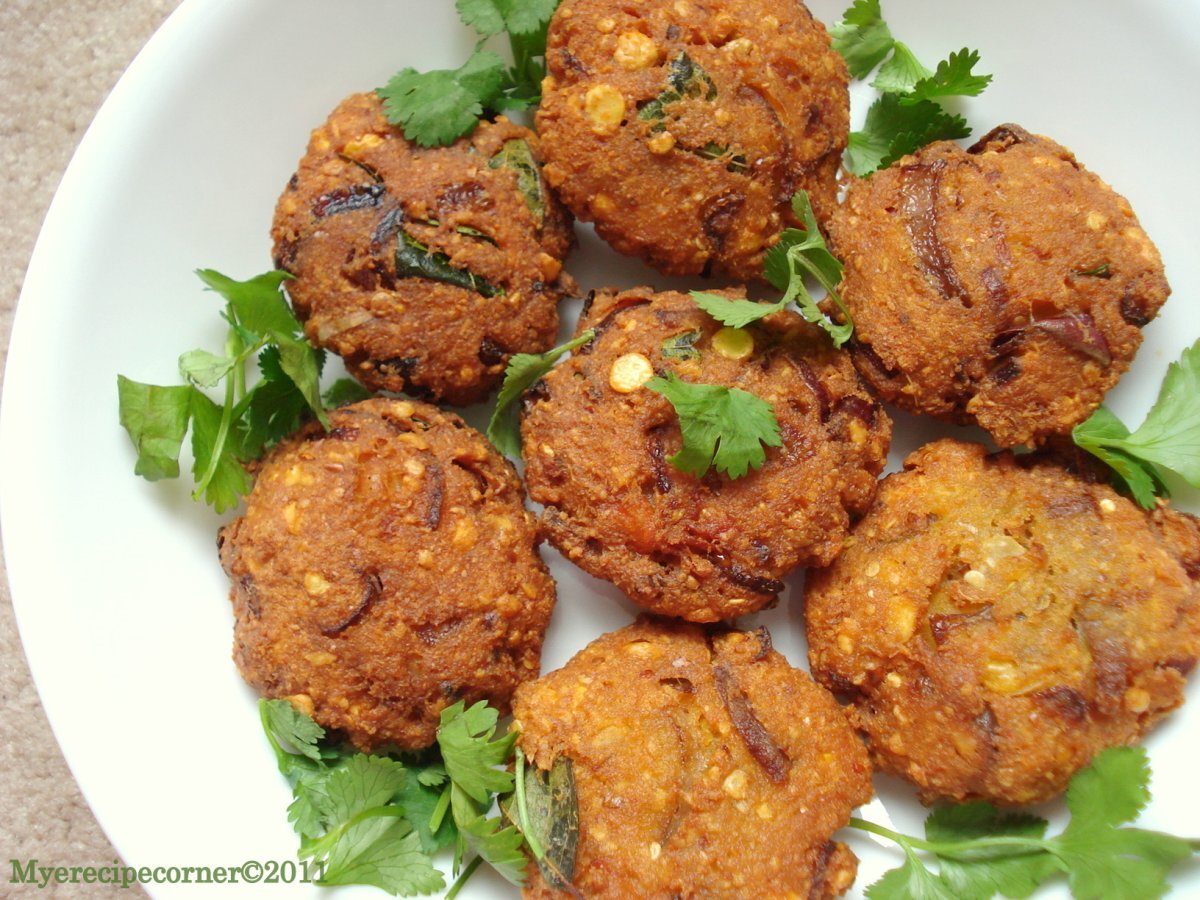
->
[3, 0, 1198, 897]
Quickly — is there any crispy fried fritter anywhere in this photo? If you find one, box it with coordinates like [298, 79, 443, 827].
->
[513, 617, 873, 898]
[831, 124, 1170, 448]
[805, 439, 1200, 805]
[520, 287, 890, 622]
[218, 398, 556, 751]
[272, 94, 575, 405]
[536, 0, 848, 279]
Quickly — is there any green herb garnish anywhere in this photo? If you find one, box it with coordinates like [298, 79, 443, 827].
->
[394, 231, 503, 297]
[690, 191, 852, 347]
[645, 371, 782, 479]
[377, 1, 560, 147]
[661, 329, 703, 360]
[833, 0, 991, 175]
[262, 698, 584, 898]
[117, 269, 334, 513]
[486, 330, 595, 458]
[1073, 339, 1200, 508]
[854, 746, 1198, 900]
[638, 51, 717, 126]
[489, 139, 547, 225]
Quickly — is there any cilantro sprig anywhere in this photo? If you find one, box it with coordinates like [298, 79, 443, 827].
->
[833, 0, 992, 175]
[262, 699, 525, 896]
[1073, 339, 1200, 508]
[645, 372, 782, 480]
[117, 269, 362, 513]
[486, 329, 595, 458]
[377, 0, 560, 147]
[853, 747, 1198, 900]
[690, 191, 852, 347]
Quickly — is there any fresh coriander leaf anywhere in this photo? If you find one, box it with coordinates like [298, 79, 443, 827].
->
[904, 48, 993, 104]
[196, 268, 296, 340]
[319, 815, 445, 895]
[456, 0, 558, 36]
[450, 784, 527, 888]
[437, 701, 518, 805]
[260, 698, 325, 764]
[871, 41, 933, 94]
[178, 349, 236, 388]
[865, 846, 959, 900]
[1072, 340, 1200, 504]
[325, 755, 408, 824]
[116, 376, 193, 481]
[398, 777, 459, 854]
[1053, 824, 1193, 900]
[196, 267, 328, 428]
[645, 372, 782, 479]
[690, 291, 786, 329]
[831, 0, 895, 78]
[323, 377, 374, 409]
[757, 193, 853, 347]
[1065, 746, 1151, 829]
[926, 803, 1056, 899]
[848, 93, 970, 175]
[486, 330, 595, 458]
[240, 350, 313, 458]
[188, 388, 252, 513]
[378, 50, 507, 147]
[1118, 339, 1200, 485]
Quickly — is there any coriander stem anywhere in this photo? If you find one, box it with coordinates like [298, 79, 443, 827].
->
[430, 784, 452, 834]
[848, 817, 1050, 858]
[445, 855, 483, 900]
[192, 351, 238, 501]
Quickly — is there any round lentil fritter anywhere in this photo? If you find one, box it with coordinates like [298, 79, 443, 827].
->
[520, 287, 891, 623]
[830, 124, 1170, 448]
[513, 617, 873, 899]
[536, 0, 848, 280]
[272, 93, 575, 406]
[805, 439, 1200, 806]
[218, 398, 556, 751]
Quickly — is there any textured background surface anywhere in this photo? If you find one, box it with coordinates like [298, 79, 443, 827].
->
[1, 1, 179, 895]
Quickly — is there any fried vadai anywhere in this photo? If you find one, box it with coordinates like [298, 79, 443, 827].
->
[805, 439, 1200, 805]
[513, 616, 873, 898]
[830, 124, 1170, 448]
[272, 93, 575, 405]
[520, 287, 891, 622]
[218, 398, 556, 751]
[536, 0, 848, 279]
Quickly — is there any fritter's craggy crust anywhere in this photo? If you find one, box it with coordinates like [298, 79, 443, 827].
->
[513, 617, 872, 898]
[831, 124, 1170, 448]
[521, 287, 891, 622]
[273, 93, 575, 405]
[218, 398, 556, 751]
[536, 0, 848, 279]
[806, 439, 1200, 806]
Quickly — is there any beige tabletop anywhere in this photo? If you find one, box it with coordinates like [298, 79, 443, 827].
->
[1, 1, 180, 896]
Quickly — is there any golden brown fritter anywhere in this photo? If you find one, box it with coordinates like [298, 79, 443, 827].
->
[272, 93, 575, 405]
[513, 617, 873, 899]
[805, 439, 1200, 806]
[520, 287, 891, 622]
[831, 124, 1170, 448]
[218, 398, 556, 751]
[536, 0, 848, 279]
